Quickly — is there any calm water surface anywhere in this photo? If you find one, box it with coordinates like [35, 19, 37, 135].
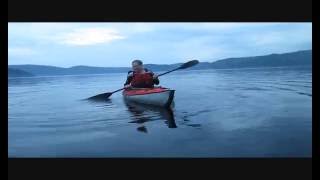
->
[8, 67, 312, 157]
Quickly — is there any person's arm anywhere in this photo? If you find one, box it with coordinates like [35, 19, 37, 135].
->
[124, 73, 133, 87]
[152, 72, 160, 85]
[124, 76, 132, 86]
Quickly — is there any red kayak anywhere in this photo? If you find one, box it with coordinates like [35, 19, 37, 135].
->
[122, 87, 175, 107]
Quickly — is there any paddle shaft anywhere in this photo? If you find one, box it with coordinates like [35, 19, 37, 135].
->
[111, 87, 125, 94]
[157, 67, 181, 77]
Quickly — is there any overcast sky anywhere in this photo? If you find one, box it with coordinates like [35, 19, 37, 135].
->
[8, 23, 312, 67]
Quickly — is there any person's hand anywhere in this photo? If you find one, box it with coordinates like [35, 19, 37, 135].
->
[153, 74, 159, 79]
[124, 84, 131, 89]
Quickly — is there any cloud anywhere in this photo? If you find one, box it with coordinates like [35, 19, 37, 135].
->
[57, 28, 125, 46]
[8, 23, 312, 67]
[8, 47, 37, 56]
[250, 25, 311, 46]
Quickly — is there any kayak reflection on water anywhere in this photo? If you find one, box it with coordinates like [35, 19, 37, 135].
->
[124, 100, 177, 133]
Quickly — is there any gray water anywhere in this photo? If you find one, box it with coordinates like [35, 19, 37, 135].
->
[8, 66, 312, 157]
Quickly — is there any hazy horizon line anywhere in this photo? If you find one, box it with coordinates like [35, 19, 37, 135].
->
[8, 49, 312, 68]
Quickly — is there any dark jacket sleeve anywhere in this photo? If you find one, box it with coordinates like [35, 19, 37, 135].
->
[149, 71, 160, 85]
[124, 76, 133, 86]
[124, 71, 133, 86]
[153, 76, 159, 85]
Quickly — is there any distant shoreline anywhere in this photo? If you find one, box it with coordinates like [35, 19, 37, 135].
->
[8, 50, 312, 77]
[8, 65, 311, 79]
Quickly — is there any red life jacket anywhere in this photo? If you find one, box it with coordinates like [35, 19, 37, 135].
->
[130, 71, 154, 88]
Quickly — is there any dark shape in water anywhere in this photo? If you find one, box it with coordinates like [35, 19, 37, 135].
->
[137, 126, 148, 133]
[187, 124, 201, 128]
[124, 100, 177, 131]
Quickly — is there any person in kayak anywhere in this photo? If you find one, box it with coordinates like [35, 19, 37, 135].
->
[124, 59, 159, 88]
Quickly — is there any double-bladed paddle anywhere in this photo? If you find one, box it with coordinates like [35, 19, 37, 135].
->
[87, 60, 199, 100]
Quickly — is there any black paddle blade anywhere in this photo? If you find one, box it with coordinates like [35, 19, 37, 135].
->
[87, 92, 112, 100]
[179, 60, 199, 69]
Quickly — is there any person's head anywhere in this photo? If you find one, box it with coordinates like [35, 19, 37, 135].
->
[132, 59, 144, 72]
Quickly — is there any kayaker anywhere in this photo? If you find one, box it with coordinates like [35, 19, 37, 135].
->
[124, 59, 160, 88]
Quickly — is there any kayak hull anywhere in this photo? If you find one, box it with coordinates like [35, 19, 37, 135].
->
[122, 87, 175, 107]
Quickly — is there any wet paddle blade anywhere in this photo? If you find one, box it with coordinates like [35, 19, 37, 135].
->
[87, 92, 112, 100]
[179, 60, 199, 69]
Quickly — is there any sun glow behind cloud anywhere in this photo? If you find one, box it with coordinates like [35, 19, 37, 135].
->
[57, 28, 125, 46]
